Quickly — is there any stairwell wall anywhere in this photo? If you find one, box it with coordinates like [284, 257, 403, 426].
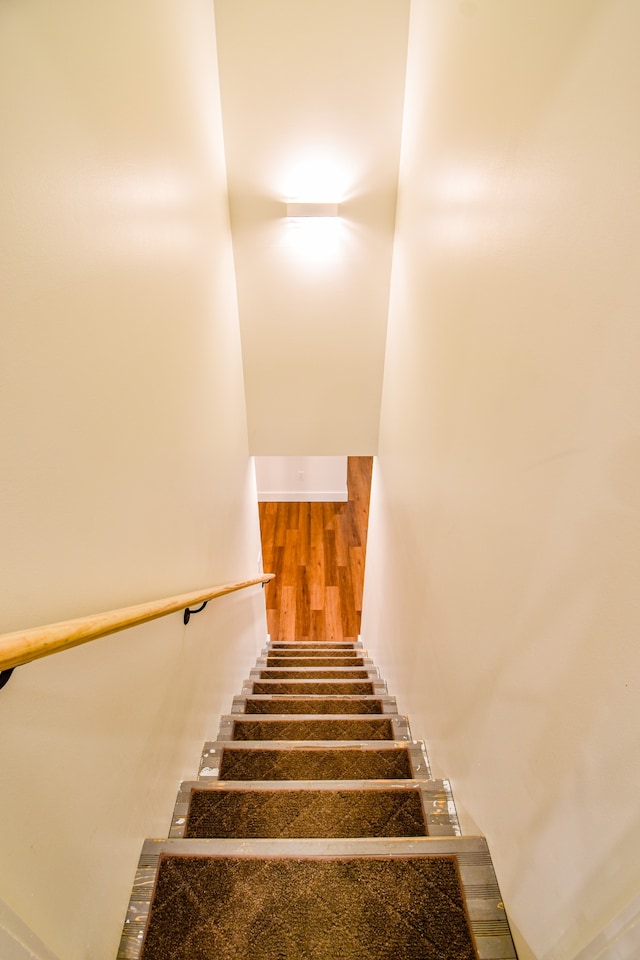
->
[362, 2, 640, 959]
[0, 2, 266, 958]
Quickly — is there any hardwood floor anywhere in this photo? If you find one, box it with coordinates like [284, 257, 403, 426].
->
[259, 457, 373, 642]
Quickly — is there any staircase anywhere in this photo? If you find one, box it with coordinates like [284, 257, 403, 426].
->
[118, 640, 518, 959]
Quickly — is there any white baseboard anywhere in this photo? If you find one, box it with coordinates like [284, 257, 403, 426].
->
[572, 894, 640, 960]
[258, 489, 348, 502]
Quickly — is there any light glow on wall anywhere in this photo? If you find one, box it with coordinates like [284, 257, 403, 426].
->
[280, 215, 347, 265]
[434, 167, 488, 204]
[277, 149, 351, 264]
[278, 148, 355, 204]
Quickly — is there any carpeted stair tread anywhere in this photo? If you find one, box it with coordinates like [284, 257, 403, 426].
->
[242, 696, 384, 715]
[229, 717, 395, 741]
[266, 656, 365, 667]
[184, 787, 428, 838]
[250, 680, 375, 695]
[140, 854, 476, 960]
[265, 647, 359, 658]
[258, 668, 371, 679]
[270, 642, 357, 649]
[218, 746, 413, 780]
[118, 633, 520, 960]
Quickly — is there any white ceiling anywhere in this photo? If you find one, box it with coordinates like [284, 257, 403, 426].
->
[213, 0, 410, 454]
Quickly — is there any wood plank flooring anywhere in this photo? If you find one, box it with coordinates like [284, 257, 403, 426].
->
[259, 457, 373, 642]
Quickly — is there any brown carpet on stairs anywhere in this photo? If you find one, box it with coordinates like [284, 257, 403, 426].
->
[243, 697, 383, 715]
[266, 657, 364, 667]
[140, 854, 477, 960]
[259, 669, 370, 679]
[271, 642, 356, 649]
[185, 787, 428, 839]
[265, 648, 358, 658]
[218, 746, 413, 780]
[230, 717, 394, 741]
[251, 680, 375, 695]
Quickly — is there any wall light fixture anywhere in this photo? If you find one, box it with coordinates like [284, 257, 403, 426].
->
[285, 202, 340, 218]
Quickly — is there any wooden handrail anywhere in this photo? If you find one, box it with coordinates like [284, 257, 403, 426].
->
[0, 574, 275, 672]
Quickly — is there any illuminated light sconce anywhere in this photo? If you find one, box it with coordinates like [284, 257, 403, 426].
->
[285, 201, 340, 218]
[282, 199, 343, 263]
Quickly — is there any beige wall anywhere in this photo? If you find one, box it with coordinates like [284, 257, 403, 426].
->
[255, 456, 348, 501]
[0, 2, 266, 957]
[213, 0, 409, 455]
[362, 2, 640, 959]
